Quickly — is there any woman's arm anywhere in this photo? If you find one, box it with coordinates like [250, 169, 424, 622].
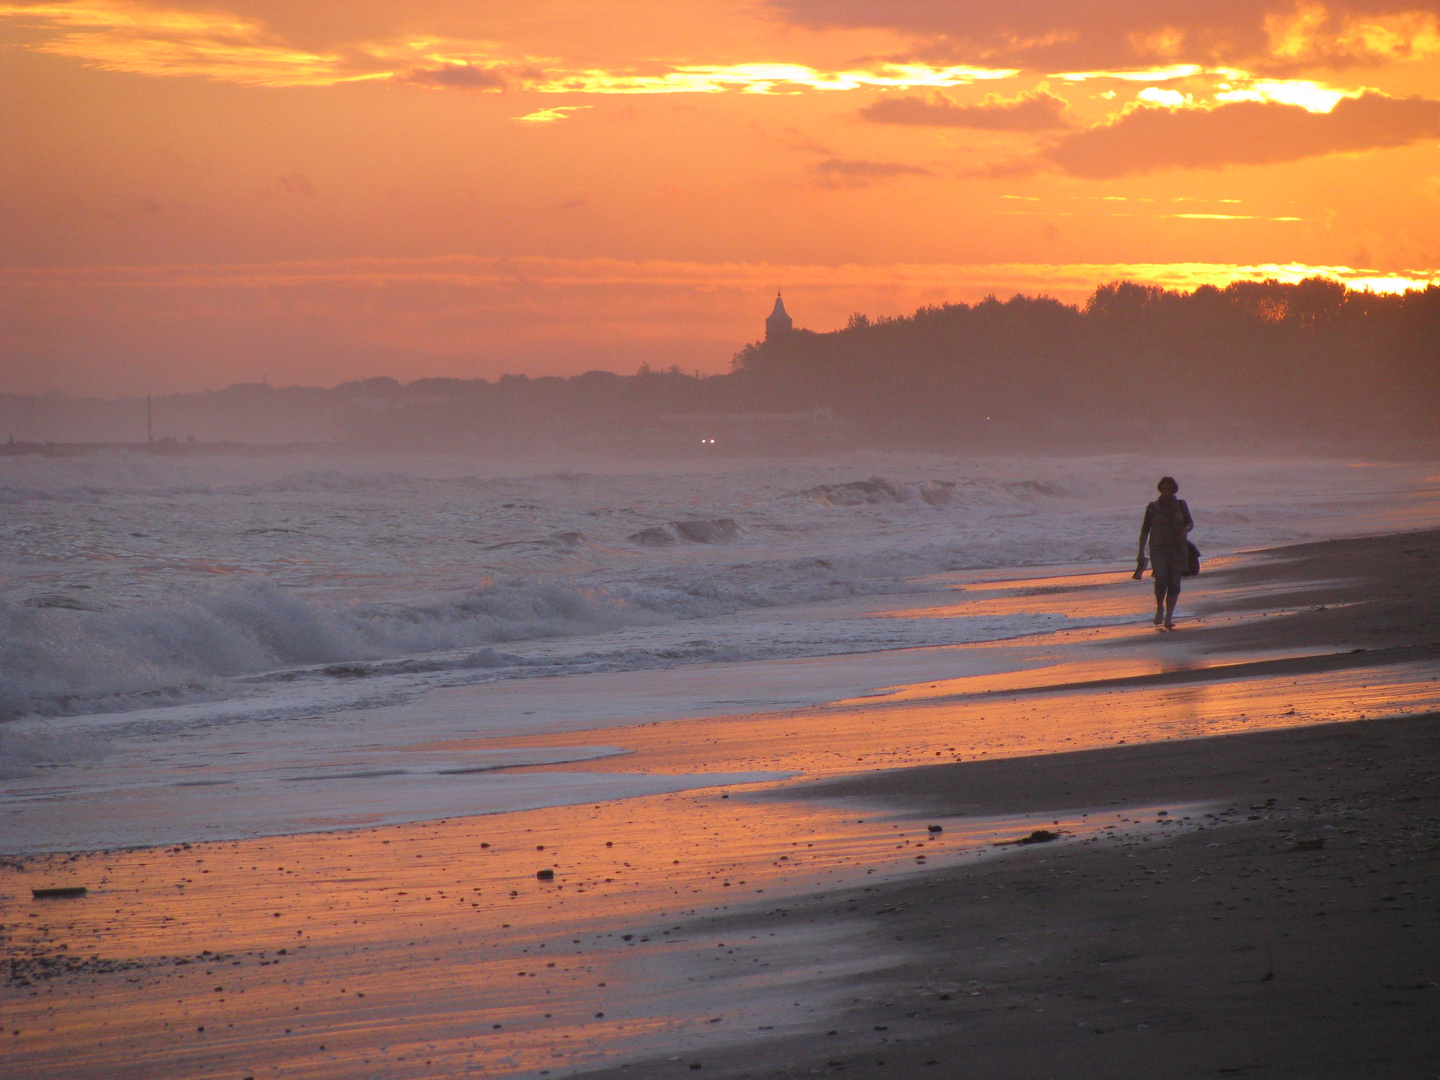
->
[1138, 504, 1153, 558]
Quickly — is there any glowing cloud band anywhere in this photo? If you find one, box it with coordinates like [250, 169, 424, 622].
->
[0, 3, 1015, 90]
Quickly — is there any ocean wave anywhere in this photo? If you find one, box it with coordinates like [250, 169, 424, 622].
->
[797, 476, 959, 507]
[5, 452, 1431, 733]
[0, 579, 638, 721]
[793, 474, 1085, 508]
[628, 518, 741, 545]
[0, 554, 929, 722]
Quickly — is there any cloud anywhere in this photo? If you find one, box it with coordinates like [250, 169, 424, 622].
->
[8, 1, 1439, 91]
[404, 63, 507, 90]
[514, 105, 590, 123]
[1135, 87, 1190, 108]
[1214, 78, 1348, 111]
[861, 89, 1070, 129]
[1054, 64, 1205, 82]
[767, 0, 1440, 72]
[0, 0, 388, 86]
[1263, 0, 1440, 67]
[0, 4, 1017, 90]
[813, 158, 933, 186]
[1044, 90, 1440, 177]
[529, 62, 1017, 95]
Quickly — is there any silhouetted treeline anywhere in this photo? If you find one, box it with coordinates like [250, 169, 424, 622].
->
[3, 279, 1436, 453]
[732, 278, 1440, 448]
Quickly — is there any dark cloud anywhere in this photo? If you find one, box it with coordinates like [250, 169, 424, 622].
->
[404, 63, 508, 90]
[862, 90, 1070, 130]
[813, 158, 933, 186]
[767, 0, 1440, 71]
[1044, 91, 1440, 177]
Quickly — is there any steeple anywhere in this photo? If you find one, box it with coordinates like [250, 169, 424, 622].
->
[765, 291, 793, 341]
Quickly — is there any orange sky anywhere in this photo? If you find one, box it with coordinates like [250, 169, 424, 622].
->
[4, 0, 1440, 394]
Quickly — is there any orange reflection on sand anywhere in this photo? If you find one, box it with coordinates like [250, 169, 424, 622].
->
[2, 789, 1133, 1079]
[489, 661, 1440, 780]
[856, 653, 1215, 705]
[881, 557, 1293, 624]
[6, 651, 1435, 1076]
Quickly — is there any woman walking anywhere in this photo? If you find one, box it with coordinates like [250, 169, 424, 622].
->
[1137, 476, 1194, 630]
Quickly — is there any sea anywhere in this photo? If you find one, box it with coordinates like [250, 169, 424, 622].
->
[2, 449, 1437, 850]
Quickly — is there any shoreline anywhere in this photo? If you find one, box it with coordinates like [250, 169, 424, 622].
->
[584, 711, 1440, 1080]
[576, 527, 1440, 1078]
[3, 527, 1438, 1077]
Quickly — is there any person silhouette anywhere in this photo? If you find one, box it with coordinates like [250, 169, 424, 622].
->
[1136, 476, 1193, 630]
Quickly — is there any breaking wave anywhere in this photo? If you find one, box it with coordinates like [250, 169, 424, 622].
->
[0, 580, 631, 721]
[794, 475, 1080, 508]
[799, 477, 959, 507]
[0, 556, 925, 722]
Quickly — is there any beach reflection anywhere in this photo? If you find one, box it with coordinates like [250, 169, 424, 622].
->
[6, 651, 1433, 1077]
[491, 660, 1440, 778]
[1, 789, 1183, 1079]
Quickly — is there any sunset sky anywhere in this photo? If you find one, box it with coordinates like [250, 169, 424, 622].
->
[4, 0, 1440, 394]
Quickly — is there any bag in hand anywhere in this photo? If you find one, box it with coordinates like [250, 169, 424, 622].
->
[1183, 541, 1201, 577]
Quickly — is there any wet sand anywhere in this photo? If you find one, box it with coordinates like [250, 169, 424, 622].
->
[3, 529, 1439, 1079]
[586, 712, 1440, 1080]
[581, 528, 1440, 1079]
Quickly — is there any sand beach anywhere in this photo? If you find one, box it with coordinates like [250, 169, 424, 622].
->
[3, 527, 1438, 1079]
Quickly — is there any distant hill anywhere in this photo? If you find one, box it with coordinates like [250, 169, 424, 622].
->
[731, 278, 1440, 450]
[4, 279, 1436, 454]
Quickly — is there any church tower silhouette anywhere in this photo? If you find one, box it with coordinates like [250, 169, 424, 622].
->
[765, 292, 793, 341]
